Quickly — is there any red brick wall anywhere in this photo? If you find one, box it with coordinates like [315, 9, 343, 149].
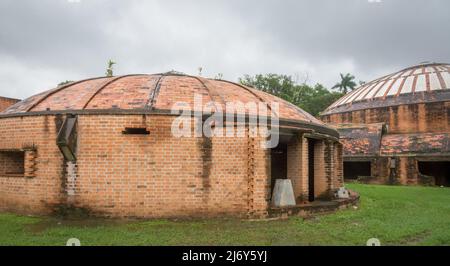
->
[0, 116, 63, 214]
[71, 115, 272, 218]
[370, 157, 390, 183]
[322, 101, 450, 134]
[0, 97, 19, 112]
[0, 113, 341, 218]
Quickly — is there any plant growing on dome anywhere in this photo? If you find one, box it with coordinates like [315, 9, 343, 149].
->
[105, 59, 116, 77]
[58, 80, 74, 86]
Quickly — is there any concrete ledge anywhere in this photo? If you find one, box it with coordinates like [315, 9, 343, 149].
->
[269, 190, 360, 219]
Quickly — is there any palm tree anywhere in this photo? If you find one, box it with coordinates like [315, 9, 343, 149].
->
[332, 73, 357, 94]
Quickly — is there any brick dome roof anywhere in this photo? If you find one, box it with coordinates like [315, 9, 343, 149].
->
[2, 72, 324, 126]
[323, 63, 450, 115]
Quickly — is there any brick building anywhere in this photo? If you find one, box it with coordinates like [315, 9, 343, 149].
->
[321, 63, 450, 186]
[0, 72, 347, 218]
[0, 96, 20, 112]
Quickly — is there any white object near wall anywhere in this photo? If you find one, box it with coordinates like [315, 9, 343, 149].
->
[335, 187, 350, 199]
[271, 179, 296, 207]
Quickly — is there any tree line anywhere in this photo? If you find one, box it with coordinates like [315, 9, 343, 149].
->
[239, 73, 357, 117]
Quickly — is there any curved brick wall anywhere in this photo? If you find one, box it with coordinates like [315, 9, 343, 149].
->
[0, 113, 343, 218]
[322, 100, 450, 134]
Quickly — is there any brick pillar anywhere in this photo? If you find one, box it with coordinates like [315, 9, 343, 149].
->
[334, 142, 344, 188]
[287, 134, 300, 201]
[314, 140, 328, 199]
[325, 141, 335, 193]
[246, 132, 256, 217]
[246, 128, 270, 218]
[301, 137, 309, 201]
[287, 134, 309, 202]
[398, 157, 418, 185]
[24, 150, 37, 178]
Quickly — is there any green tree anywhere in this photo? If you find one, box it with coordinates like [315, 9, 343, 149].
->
[332, 73, 357, 94]
[296, 84, 344, 117]
[239, 74, 343, 117]
[106, 59, 116, 77]
[239, 74, 297, 102]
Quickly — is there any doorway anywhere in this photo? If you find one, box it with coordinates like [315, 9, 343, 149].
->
[344, 161, 371, 180]
[270, 143, 288, 196]
[308, 139, 315, 202]
[418, 161, 450, 187]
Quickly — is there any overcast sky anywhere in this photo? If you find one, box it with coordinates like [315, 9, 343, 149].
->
[0, 0, 449, 99]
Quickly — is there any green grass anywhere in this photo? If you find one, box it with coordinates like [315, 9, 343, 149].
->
[1, 184, 449, 246]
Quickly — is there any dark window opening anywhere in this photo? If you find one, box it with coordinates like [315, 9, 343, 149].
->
[418, 161, 450, 187]
[122, 127, 150, 135]
[307, 139, 315, 202]
[344, 161, 371, 180]
[270, 143, 288, 198]
[0, 151, 25, 177]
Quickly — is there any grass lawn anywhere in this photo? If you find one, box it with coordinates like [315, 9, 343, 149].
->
[0, 183, 449, 246]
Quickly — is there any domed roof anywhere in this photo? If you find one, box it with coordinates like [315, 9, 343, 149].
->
[322, 63, 450, 115]
[2, 72, 326, 127]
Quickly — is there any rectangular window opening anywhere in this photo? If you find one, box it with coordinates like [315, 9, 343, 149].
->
[0, 150, 25, 177]
[122, 127, 150, 135]
[344, 161, 371, 180]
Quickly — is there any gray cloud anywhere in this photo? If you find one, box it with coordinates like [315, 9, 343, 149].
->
[1, 0, 449, 99]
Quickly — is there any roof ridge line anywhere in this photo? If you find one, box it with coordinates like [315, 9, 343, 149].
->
[145, 74, 165, 110]
[26, 76, 107, 112]
[189, 76, 221, 112]
[213, 79, 279, 118]
[82, 74, 146, 110]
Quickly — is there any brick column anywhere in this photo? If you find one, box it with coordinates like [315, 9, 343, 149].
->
[246, 132, 256, 217]
[325, 141, 335, 193]
[313, 140, 328, 199]
[246, 128, 270, 218]
[287, 134, 309, 202]
[24, 150, 37, 178]
[334, 142, 344, 188]
[287, 134, 300, 201]
[301, 137, 309, 201]
[398, 157, 418, 185]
